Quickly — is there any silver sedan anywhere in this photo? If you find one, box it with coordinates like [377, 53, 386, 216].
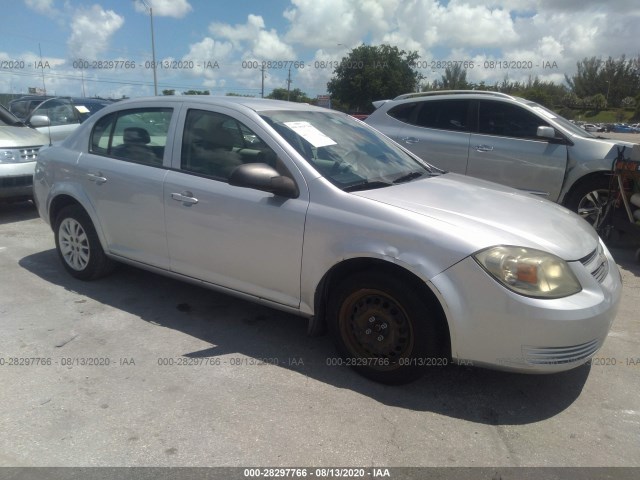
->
[33, 96, 622, 384]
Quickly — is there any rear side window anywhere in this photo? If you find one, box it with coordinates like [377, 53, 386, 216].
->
[478, 101, 548, 139]
[387, 102, 420, 123]
[414, 99, 470, 132]
[90, 108, 172, 165]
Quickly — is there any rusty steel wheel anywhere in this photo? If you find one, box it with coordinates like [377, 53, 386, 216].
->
[338, 288, 414, 367]
[329, 271, 441, 384]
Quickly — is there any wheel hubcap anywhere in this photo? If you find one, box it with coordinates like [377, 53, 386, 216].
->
[59, 218, 90, 271]
[339, 289, 413, 368]
[577, 189, 609, 226]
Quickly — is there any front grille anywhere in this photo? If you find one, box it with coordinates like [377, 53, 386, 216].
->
[579, 244, 608, 283]
[19, 146, 40, 162]
[522, 339, 601, 365]
[0, 175, 33, 188]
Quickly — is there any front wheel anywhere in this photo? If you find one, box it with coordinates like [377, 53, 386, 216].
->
[54, 205, 114, 280]
[328, 271, 442, 384]
[563, 176, 612, 228]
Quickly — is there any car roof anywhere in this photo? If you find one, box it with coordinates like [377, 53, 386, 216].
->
[108, 95, 329, 114]
[372, 90, 529, 110]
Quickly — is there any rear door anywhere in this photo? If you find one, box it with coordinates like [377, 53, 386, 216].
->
[392, 99, 472, 173]
[467, 100, 567, 200]
[163, 106, 308, 307]
[78, 106, 175, 268]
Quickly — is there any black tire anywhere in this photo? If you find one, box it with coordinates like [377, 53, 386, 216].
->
[327, 271, 443, 385]
[54, 205, 114, 280]
[563, 176, 613, 228]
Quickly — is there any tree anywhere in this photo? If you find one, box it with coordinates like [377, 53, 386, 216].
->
[327, 44, 422, 113]
[266, 88, 312, 103]
[440, 64, 469, 89]
[566, 56, 640, 107]
[162, 89, 175, 95]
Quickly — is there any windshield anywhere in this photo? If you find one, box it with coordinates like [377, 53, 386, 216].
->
[260, 110, 436, 190]
[525, 102, 596, 139]
[0, 104, 24, 127]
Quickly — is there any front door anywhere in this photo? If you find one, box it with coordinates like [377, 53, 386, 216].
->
[163, 107, 308, 307]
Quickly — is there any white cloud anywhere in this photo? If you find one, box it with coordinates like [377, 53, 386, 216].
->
[24, 0, 57, 15]
[67, 5, 124, 60]
[210, 14, 296, 60]
[133, 0, 192, 18]
[285, 0, 400, 48]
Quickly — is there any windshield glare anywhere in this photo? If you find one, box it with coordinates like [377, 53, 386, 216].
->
[260, 110, 431, 189]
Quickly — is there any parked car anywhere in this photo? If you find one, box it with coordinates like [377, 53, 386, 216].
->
[0, 104, 48, 201]
[13, 96, 114, 142]
[611, 124, 635, 133]
[7, 95, 54, 120]
[34, 96, 621, 384]
[582, 123, 598, 132]
[365, 91, 637, 226]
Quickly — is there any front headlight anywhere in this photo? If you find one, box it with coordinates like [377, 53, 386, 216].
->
[0, 149, 20, 163]
[474, 246, 582, 299]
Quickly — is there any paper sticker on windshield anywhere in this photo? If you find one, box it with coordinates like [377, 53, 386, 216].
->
[531, 106, 556, 119]
[74, 105, 90, 114]
[284, 121, 337, 148]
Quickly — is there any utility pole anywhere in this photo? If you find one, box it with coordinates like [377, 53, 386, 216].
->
[286, 65, 292, 101]
[38, 43, 47, 95]
[141, 0, 158, 95]
[261, 64, 266, 98]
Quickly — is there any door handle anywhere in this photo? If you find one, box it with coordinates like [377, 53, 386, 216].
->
[171, 191, 199, 206]
[402, 137, 419, 145]
[474, 145, 494, 152]
[87, 172, 107, 185]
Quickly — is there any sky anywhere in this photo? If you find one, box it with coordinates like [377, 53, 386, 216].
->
[1, 0, 639, 99]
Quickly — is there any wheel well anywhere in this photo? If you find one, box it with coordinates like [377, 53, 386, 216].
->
[314, 258, 451, 357]
[562, 171, 612, 206]
[49, 195, 82, 227]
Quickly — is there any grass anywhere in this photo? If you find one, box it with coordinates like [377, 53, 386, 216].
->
[562, 108, 636, 123]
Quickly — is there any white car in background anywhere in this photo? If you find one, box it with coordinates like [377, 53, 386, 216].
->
[23, 97, 113, 143]
[0, 104, 48, 201]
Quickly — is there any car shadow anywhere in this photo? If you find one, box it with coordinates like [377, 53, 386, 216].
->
[19, 249, 592, 426]
[0, 200, 39, 225]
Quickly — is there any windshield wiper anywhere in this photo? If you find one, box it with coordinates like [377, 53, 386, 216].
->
[393, 171, 424, 184]
[343, 180, 392, 192]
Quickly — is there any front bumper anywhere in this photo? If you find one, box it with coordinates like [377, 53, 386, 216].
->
[0, 162, 36, 199]
[430, 240, 622, 373]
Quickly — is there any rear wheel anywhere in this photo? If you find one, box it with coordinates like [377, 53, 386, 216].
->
[54, 205, 114, 280]
[328, 271, 443, 384]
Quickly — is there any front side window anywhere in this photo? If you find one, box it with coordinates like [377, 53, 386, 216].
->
[32, 99, 79, 127]
[181, 109, 278, 180]
[478, 101, 548, 139]
[90, 108, 172, 165]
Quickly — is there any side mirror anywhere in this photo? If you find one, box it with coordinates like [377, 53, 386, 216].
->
[30, 115, 51, 128]
[228, 163, 299, 198]
[536, 126, 556, 139]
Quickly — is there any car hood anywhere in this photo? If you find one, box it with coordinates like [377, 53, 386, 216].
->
[0, 125, 49, 148]
[354, 173, 599, 261]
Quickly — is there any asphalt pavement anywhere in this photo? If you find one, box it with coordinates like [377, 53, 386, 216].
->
[0, 200, 639, 468]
